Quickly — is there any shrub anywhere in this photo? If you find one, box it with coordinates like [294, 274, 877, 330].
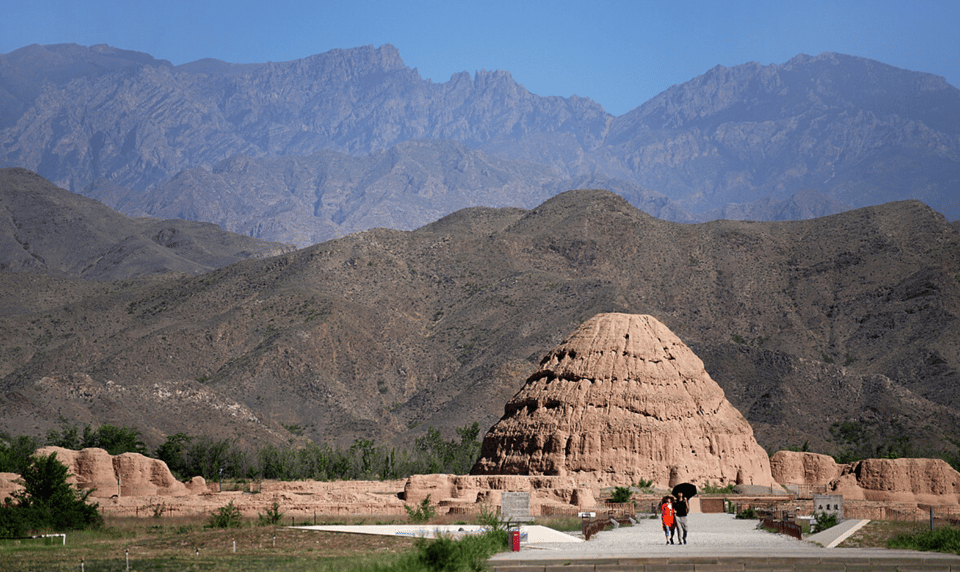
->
[701, 481, 735, 494]
[633, 478, 654, 492]
[736, 506, 759, 520]
[814, 511, 839, 531]
[416, 531, 508, 572]
[151, 502, 166, 518]
[610, 486, 633, 503]
[258, 501, 284, 526]
[207, 501, 244, 528]
[477, 501, 509, 531]
[404, 495, 436, 524]
[352, 529, 508, 572]
[888, 526, 960, 555]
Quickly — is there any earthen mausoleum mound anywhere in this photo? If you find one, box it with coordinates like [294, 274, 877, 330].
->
[471, 313, 777, 488]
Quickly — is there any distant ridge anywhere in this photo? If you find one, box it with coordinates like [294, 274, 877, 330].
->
[0, 44, 956, 247]
[0, 168, 293, 279]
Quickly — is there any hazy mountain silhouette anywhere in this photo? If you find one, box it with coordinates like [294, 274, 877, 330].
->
[1, 44, 956, 247]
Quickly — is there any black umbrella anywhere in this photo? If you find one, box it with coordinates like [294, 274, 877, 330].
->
[672, 482, 697, 499]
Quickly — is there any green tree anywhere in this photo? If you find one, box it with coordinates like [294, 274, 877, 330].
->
[1, 452, 102, 536]
[46, 420, 146, 455]
[413, 422, 482, 475]
[814, 511, 839, 531]
[184, 437, 249, 480]
[0, 434, 42, 474]
[82, 424, 146, 455]
[944, 436, 960, 472]
[415, 428, 447, 474]
[155, 433, 194, 480]
[453, 422, 482, 474]
[45, 419, 82, 450]
[349, 438, 377, 478]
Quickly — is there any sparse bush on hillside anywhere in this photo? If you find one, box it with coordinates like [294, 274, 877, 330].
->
[633, 478, 654, 493]
[785, 441, 811, 453]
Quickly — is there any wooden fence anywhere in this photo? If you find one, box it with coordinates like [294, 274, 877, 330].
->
[760, 517, 803, 540]
[582, 516, 633, 540]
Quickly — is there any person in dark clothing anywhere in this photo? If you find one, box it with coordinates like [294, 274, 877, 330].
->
[674, 492, 689, 544]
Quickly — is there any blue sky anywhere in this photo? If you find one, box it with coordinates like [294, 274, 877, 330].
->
[2, 0, 957, 116]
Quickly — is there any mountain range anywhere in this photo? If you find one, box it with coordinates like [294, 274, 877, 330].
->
[1, 42, 959, 462]
[1, 168, 958, 460]
[1, 44, 957, 247]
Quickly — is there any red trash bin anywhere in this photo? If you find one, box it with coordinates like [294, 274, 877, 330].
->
[510, 529, 520, 551]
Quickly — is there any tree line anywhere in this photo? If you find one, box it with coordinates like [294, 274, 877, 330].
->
[6, 418, 957, 482]
[0, 421, 484, 482]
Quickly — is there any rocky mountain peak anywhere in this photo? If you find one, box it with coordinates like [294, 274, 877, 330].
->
[297, 43, 408, 75]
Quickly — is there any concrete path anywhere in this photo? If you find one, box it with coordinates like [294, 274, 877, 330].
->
[293, 523, 581, 543]
[805, 517, 871, 548]
[293, 514, 960, 570]
[488, 513, 960, 570]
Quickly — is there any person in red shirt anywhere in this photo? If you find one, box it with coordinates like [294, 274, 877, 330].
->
[660, 495, 676, 544]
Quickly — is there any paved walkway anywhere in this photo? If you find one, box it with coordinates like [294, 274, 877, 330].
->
[294, 523, 579, 542]
[487, 513, 960, 571]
